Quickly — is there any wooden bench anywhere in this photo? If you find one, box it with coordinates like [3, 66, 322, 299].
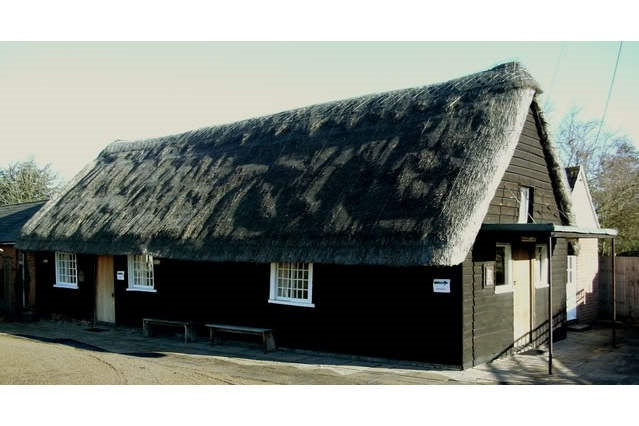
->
[142, 318, 194, 344]
[205, 323, 276, 353]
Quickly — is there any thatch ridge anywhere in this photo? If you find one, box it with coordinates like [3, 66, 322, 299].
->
[18, 62, 560, 266]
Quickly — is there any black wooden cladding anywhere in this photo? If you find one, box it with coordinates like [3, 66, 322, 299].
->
[36, 253, 463, 365]
[484, 111, 562, 225]
[35, 252, 95, 321]
[461, 108, 568, 368]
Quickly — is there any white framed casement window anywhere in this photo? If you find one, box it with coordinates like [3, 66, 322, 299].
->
[54, 251, 78, 289]
[269, 262, 314, 307]
[494, 243, 513, 294]
[518, 186, 532, 223]
[534, 244, 549, 288]
[127, 254, 157, 292]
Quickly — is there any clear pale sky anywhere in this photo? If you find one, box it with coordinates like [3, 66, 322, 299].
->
[1, 41, 637, 183]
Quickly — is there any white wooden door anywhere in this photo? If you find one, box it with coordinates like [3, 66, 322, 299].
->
[513, 247, 532, 343]
[96, 255, 116, 323]
[566, 255, 577, 321]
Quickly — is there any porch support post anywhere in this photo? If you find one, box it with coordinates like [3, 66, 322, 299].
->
[548, 235, 553, 375]
[612, 238, 617, 348]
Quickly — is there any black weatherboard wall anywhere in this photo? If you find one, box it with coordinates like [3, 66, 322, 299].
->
[35, 252, 95, 321]
[114, 257, 464, 365]
[461, 108, 568, 368]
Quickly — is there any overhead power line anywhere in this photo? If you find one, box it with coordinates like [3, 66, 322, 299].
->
[594, 41, 623, 147]
[544, 41, 565, 110]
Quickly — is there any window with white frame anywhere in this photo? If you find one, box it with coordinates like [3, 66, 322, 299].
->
[534, 244, 549, 288]
[269, 262, 314, 307]
[518, 186, 532, 223]
[127, 254, 156, 292]
[54, 251, 78, 289]
[494, 243, 513, 294]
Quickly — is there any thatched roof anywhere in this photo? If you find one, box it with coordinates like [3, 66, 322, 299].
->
[17, 62, 570, 266]
[0, 201, 46, 244]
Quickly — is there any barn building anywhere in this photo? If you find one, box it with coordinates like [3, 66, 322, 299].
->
[17, 63, 616, 368]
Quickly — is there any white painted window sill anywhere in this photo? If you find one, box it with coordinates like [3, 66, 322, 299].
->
[268, 298, 315, 308]
[535, 283, 550, 289]
[53, 283, 78, 290]
[494, 284, 513, 294]
[126, 287, 157, 293]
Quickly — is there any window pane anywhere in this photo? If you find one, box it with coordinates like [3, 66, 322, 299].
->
[275, 262, 310, 301]
[495, 247, 505, 285]
[519, 187, 530, 223]
[129, 254, 155, 289]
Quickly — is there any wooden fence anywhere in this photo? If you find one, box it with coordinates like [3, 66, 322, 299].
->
[600, 256, 639, 319]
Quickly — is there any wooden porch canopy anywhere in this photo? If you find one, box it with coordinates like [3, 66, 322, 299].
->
[480, 223, 618, 239]
[480, 223, 618, 375]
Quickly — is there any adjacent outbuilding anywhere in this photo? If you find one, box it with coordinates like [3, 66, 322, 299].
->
[17, 63, 617, 368]
[564, 165, 602, 325]
[0, 200, 46, 319]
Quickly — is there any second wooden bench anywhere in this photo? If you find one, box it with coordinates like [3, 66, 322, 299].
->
[205, 323, 276, 352]
[143, 318, 194, 344]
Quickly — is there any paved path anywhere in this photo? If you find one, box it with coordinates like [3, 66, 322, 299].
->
[1, 320, 638, 384]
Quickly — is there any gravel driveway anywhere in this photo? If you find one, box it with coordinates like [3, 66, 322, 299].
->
[1, 319, 638, 384]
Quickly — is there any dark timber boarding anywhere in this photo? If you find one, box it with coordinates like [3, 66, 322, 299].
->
[34, 251, 96, 321]
[484, 110, 562, 225]
[462, 108, 567, 368]
[113, 256, 464, 365]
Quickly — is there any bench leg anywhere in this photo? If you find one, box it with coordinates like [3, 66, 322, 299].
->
[264, 332, 276, 352]
[209, 328, 223, 345]
[143, 321, 152, 337]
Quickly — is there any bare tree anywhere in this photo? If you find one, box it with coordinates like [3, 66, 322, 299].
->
[554, 108, 639, 254]
[0, 160, 59, 205]
[556, 107, 629, 181]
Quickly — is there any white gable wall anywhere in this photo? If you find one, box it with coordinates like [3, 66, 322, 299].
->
[571, 169, 600, 228]
[569, 167, 601, 323]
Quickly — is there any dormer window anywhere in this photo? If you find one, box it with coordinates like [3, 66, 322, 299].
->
[518, 186, 533, 223]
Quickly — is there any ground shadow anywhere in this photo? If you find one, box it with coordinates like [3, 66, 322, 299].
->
[12, 333, 167, 359]
[3, 323, 456, 372]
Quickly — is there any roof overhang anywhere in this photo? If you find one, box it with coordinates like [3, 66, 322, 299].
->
[480, 223, 618, 239]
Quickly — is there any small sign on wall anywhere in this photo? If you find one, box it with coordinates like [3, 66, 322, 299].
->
[433, 279, 451, 293]
[116, 271, 125, 281]
[483, 263, 495, 288]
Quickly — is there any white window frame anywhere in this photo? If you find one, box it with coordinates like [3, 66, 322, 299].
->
[269, 262, 314, 308]
[534, 244, 550, 288]
[518, 186, 531, 223]
[127, 254, 157, 292]
[567, 255, 577, 287]
[54, 251, 78, 289]
[494, 243, 513, 294]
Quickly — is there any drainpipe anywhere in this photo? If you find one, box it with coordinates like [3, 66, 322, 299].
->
[612, 238, 616, 348]
[20, 252, 26, 309]
[548, 235, 553, 375]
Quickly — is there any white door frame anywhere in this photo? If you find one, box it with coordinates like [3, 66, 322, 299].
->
[566, 255, 577, 321]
